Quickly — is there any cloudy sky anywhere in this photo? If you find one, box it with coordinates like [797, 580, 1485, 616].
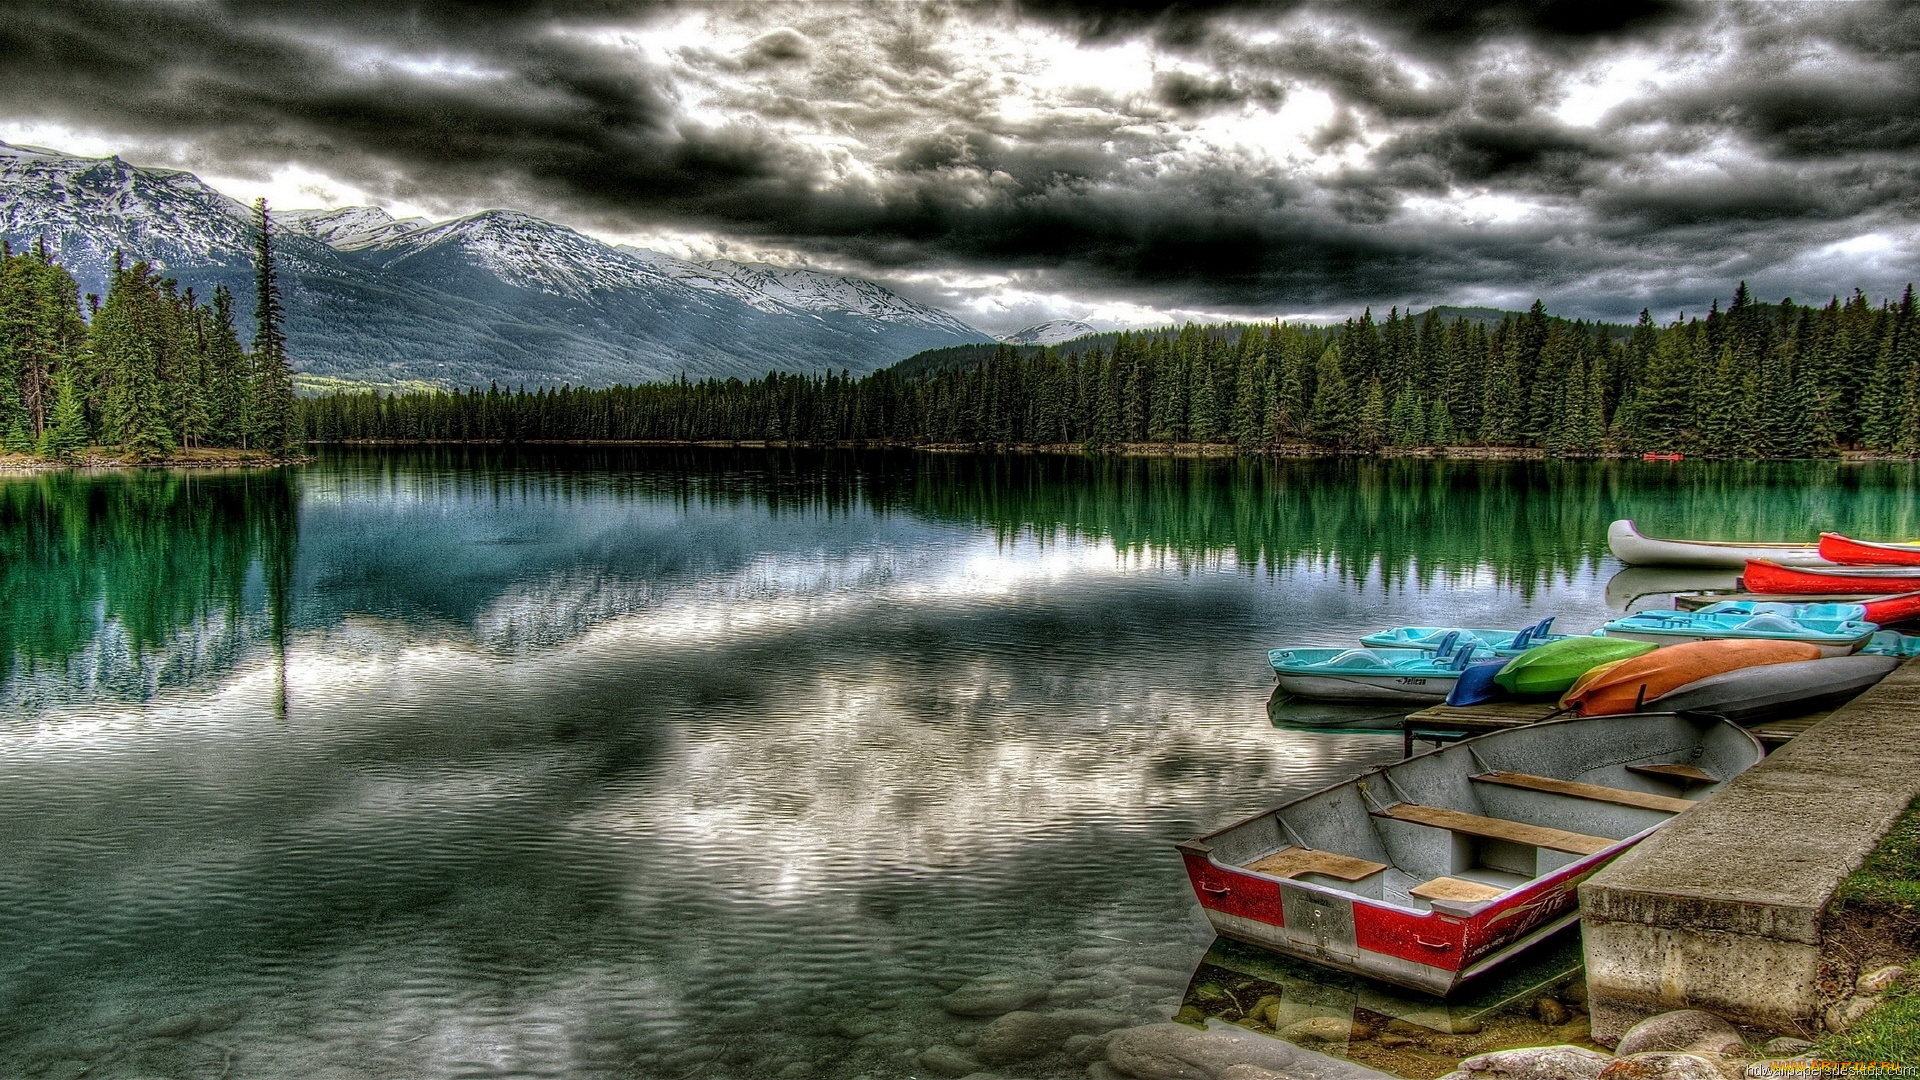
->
[3, 1, 1918, 334]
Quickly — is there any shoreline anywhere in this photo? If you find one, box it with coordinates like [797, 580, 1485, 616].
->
[0, 448, 313, 471]
[304, 438, 1918, 462]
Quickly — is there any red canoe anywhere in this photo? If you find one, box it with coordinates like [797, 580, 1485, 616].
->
[1864, 590, 1920, 624]
[1744, 559, 1920, 595]
[1819, 533, 1920, 567]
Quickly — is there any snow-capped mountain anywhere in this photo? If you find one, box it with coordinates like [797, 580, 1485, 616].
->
[0, 142, 989, 386]
[701, 260, 981, 337]
[1002, 319, 1097, 346]
[280, 206, 429, 250]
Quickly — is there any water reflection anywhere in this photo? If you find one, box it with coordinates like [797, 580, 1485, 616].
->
[1, 450, 1915, 1079]
[0, 468, 295, 712]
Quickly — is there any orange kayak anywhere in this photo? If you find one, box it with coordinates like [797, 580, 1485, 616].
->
[1561, 639, 1823, 716]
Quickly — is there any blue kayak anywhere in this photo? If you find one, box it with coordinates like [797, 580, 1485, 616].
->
[1268, 643, 1493, 703]
[1359, 617, 1566, 657]
[1695, 600, 1870, 621]
[1598, 610, 1876, 657]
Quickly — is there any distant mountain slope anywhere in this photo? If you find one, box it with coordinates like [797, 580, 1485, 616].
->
[0, 142, 989, 387]
[1002, 319, 1096, 345]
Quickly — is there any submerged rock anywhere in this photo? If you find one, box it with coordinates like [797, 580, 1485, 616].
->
[1280, 1016, 1363, 1043]
[1103, 1021, 1398, 1080]
[1437, 1044, 1614, 1080]
[941, 974, 1053, 1017]
[143, 1013, 203, 1039]
[975, 1009, 1129, 1064]
[1127, 966, 1196, 989]
[975, 1012, 1069, 1065]
[1614, 1011, 1744, 1057]
[1536, 998, 1572, 1026]
[918, 1044, 984, 1077]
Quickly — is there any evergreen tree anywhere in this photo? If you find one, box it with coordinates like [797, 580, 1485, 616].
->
[39, 367, 87, 459]
[1306, 343, 1353, 447]
[248, 198, 296, 451]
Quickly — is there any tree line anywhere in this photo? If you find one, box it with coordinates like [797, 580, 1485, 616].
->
[297, 283, 1920, 458]
[0, 199, 297, 461]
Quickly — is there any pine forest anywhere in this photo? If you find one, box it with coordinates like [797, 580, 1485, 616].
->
[299, 284, 1920, 459]
[0, 199, 297, 462]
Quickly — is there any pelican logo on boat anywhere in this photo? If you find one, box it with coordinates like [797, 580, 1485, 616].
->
[1396, 678, 1430, 686]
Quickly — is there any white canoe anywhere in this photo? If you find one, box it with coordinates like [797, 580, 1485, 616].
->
[1607, 519, 1833, 569]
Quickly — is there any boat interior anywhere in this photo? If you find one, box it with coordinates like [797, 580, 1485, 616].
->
[1200, 715, 1762, 915]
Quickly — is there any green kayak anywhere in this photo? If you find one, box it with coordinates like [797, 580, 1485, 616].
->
[1493, 636, 1657, 697]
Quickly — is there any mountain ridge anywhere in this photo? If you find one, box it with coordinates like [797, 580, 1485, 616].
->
[0, 142, 990, 387]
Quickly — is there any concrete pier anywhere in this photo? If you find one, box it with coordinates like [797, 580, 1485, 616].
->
[1579, 656, 1920, 1042]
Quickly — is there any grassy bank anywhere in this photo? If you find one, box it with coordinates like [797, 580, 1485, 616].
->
[1819, 797, 1920, 1062]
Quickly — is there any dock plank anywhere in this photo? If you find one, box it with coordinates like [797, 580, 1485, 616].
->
[1373, 802, 1615, 856]
[1471, 770, 1696, 814]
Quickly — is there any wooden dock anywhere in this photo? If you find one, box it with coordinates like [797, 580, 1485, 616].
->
[1401, 700, 1828, 756]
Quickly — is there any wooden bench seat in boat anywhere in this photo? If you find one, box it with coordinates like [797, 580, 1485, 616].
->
[1470, 770, 1695, 814]
[1243, 846, 1389, 881]
[1372, 802, 1615, 856]
[1627, 763, 1716, 785]
[1408, 876, 1506, 902]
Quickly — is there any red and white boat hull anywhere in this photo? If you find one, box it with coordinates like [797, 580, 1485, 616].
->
[1175, 715, 1764, 997]
[1178, 842, 1614, 996]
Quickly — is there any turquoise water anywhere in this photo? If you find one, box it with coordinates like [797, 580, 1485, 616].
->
[2, 451, 1915, 1079]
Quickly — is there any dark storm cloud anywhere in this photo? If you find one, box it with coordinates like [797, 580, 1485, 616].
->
[1, 0, 1917, 319]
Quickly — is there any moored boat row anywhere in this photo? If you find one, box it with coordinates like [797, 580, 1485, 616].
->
[1215, 516, 1918, 1000]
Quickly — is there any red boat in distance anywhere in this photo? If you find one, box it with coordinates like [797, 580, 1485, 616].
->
[1641, 453, 1684, 461]
[1819, 533, 1920, 567]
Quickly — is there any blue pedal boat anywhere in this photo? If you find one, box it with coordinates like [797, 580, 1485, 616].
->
[1360, 617, 1566, 657]
[1694, 600, 1870, 622]
[1861, 630, 1920, 658]
[1597, 610, 1876, 658]
[1270, 633, 1494, 703]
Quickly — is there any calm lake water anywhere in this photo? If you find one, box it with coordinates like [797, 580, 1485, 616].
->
[4, 450, 1918, 1080]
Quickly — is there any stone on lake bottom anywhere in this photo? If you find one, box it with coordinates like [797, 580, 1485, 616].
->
[1537, 998, 1572, 1026]
[1438, 1044, 1614, 1080]
[919, 1044, 985, 1077]
[1281, 1016, 1363, 1043]
[1614, 1011, 1745, 1057]
[1103, 1021, 1398, 1080]
[143, 1013, 203, 1038]
[941, 974, 1054, 1017]
[975, 1009, 1129, 1064]
[1128, 966, 1197, 989]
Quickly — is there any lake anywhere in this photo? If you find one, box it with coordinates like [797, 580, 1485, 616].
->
[3, 450, 1917, 1079]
